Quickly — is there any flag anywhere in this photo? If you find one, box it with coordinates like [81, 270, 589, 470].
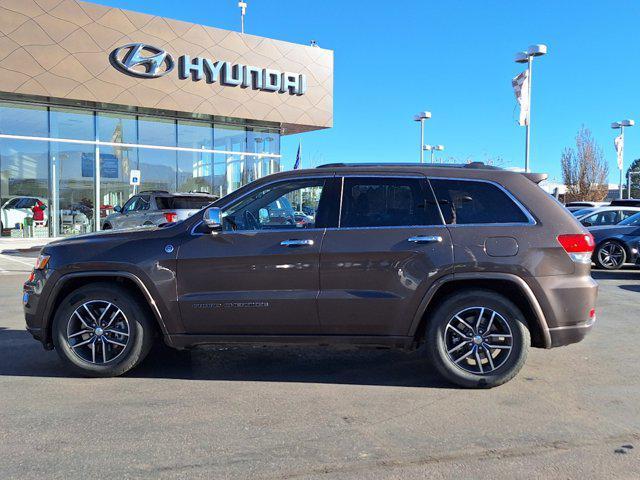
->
[615, 133, 624, 170]
[294, 142, 301, 169]
[512, 70, 530, 126]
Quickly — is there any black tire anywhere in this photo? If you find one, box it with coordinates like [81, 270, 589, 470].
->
[426, 289, 530, 388]
[52, 283, 155, 377]
[594, 240, 627, 270]
[102, 223, 112, 230]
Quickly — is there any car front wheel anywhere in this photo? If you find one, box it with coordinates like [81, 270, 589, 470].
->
[52, 283, 155, 377]
[594, 240, 626, 270]
[426, 289, 530, 388]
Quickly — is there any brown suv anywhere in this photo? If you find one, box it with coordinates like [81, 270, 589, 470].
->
[23, 163, 598, 388]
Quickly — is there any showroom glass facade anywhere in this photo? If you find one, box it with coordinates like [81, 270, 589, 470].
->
[0, 101, 280, 237]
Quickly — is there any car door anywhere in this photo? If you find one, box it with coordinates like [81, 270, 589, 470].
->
[318, 175, 454, 336]
[176, 176, 339, 335]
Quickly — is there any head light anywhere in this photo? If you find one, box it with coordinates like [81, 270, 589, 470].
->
[34, 254, 50, 270]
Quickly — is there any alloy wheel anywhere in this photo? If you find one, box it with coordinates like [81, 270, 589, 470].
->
[66, 301, 130, 364]
[444, 306, 513, 375]
[597, 242, 625, 269]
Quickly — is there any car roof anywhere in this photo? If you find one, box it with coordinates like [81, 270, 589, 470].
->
[577, 205, 640, 217]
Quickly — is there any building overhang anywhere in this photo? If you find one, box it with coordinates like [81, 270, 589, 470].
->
[0, 0, 333, 134]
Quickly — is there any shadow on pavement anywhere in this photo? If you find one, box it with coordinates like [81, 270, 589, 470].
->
[0, 327, 450, 388]
[592, 269, 640, 281]
[618, 284, 640, 293]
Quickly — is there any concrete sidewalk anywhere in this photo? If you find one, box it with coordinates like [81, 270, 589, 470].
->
[0, 237, 62, 254]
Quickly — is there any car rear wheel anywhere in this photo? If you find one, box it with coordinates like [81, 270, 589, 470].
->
[426, 289, 530, 388]
[594, 240, 626, 270]
[102, 223, 112, 230]
[52, 283, 155, 377]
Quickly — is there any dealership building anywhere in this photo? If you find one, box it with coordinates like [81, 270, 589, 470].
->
[0, 0, 333, 237]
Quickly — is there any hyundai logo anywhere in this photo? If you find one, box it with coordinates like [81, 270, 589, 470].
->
[110, 43, 174, 78]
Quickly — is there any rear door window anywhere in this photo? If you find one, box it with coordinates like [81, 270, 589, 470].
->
[429, 179, 529, 225]
[339, 177, 441, 228]
[156, 196, 214, 210]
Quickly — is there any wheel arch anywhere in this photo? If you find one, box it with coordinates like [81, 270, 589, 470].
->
[42, 272, 169, 346]
[410, 273, 551, 349]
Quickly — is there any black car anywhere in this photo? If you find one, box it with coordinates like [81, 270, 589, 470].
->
[589, 212, 640, 269]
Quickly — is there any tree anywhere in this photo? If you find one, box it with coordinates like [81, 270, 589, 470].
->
[561, 127, 609, 202]
[625, 158, 640, 198]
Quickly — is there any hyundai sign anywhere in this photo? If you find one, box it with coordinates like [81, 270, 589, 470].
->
[110, 43, 307, 96]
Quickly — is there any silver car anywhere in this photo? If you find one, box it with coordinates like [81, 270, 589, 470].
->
[102, 191, 217, 230]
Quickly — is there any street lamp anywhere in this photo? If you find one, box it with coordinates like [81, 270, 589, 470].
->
[238, 1, 247, 33]
[514, 44, 547, 172]
[414, 111, 432, 163]
[423, 144, 445, 163]
[612, 119, 634, 199]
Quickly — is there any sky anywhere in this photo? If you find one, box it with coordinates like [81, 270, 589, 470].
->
[97, 0, 640, 184]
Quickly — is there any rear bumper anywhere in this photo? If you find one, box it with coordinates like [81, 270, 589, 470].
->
[548, 315, 596, 347]
[525, 273, 598, 348]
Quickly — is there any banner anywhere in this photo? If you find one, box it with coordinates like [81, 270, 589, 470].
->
[512, 70, 530, 126]
[614, 133, 624, 170]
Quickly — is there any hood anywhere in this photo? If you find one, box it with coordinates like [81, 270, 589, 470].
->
[45, 224, 173, 249]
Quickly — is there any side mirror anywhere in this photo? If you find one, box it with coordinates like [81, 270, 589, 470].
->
[203, 207, 223, 231]
[113, 205, 122, 213]
[582, 221, 592, 227]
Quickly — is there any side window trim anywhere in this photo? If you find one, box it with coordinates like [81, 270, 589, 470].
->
[335, 175, 445, 229]
[427, 176, 537, 226]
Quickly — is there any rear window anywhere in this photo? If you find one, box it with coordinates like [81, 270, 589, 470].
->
[429, 179, 529, 225]
[156, 196, 214, 210]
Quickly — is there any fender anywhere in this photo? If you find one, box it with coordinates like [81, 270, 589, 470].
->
[42, 270, 172, 342]
[407, 272, 552, 348]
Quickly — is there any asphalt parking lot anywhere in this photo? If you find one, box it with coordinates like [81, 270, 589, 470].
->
[0, 251, 639, 479]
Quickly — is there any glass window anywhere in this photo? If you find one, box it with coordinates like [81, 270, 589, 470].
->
[50, 108, 94, 140]
[177, 120, 214, 193]
[581, 210, 618, 227]
[50, 143, 95, 236]
[122, 196, 139, 212]
[139, 116, 176, 147]
[430, 179, 529, 225]
[156, 195, 215, 210]
[214, 124, 246, 152]
[0, 103, 48, 137]
[98, 113, 137, 144]
[620, 210, 638, 221]
[99, 145, 138, 217]
[0, 139, 49, 236]
[340, 177, 440, 228]
[223, 178, 330, 231]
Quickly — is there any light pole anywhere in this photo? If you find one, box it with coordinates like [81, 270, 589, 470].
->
[612, 119, 634, 199]
[414, 111, 432, 163]
[423, 144, 445, 163]
[238, 1, 247, 33]
[514, 44, 547, 172]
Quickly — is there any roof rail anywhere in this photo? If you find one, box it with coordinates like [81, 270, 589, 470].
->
[316, 162, 502, 170]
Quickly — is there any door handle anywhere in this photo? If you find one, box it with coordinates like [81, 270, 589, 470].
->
[408, 235, 443, 244]
[280, 239, 315, 247]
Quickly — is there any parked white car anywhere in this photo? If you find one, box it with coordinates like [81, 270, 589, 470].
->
[101, 191, 217, 230]
[1, 196, 46, 230]
[576, 206, 640, 227]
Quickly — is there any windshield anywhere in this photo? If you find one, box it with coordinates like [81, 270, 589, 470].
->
[619, 211, 640, 226]
[156, 196, 215, 210]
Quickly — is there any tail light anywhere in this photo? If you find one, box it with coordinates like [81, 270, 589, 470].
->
[163, 212, 177, 223]
[557, 233, 595, 263]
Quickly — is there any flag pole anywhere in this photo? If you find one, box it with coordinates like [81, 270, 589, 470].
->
[525, 55, 532, 173]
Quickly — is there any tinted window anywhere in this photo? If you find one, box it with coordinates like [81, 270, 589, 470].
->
[430, 179, 529, 225]
[156, 196, 215, 210]
[340, 177, 440, 228]
[581, 210, 618, 226]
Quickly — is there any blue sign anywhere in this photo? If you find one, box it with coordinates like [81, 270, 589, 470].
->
[81, 153, 119, 179]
